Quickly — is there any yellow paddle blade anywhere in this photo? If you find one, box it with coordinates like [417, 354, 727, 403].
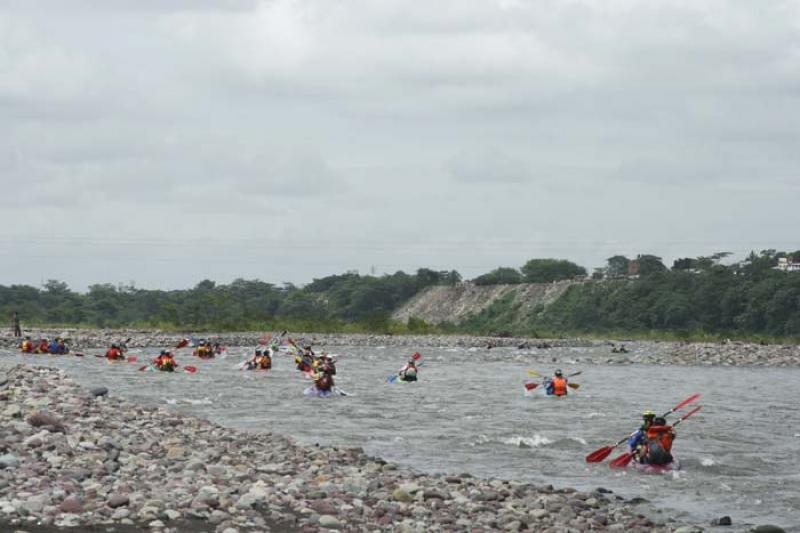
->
[527, 369, 541, 377]
[568, 382, 580, 389]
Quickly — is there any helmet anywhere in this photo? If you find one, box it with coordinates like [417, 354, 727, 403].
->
[112, 343, 118, 348]
[654, 417, 666, 426]
[160, 350, 167, 355]
[643, 410, 656, 418]
[255, 350, 262, 355]
[408, 359, 416, 364]
[554, 369, 563, 377]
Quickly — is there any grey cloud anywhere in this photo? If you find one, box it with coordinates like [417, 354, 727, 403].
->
[447, 148, 531, 184]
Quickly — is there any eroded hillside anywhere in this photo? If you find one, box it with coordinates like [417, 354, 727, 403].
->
[392, 281, 576, 325]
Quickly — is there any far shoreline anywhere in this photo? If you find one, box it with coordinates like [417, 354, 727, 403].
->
[2, 328, 799, 367]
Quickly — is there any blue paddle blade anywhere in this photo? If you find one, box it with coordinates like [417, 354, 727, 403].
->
[387, 375, 397, 383]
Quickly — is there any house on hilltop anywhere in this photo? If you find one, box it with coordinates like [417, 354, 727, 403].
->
[775, 256, 800, 272]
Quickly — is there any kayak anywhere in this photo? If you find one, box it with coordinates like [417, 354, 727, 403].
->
[303, 385, 348, 397]
[631, 459, 681, 474]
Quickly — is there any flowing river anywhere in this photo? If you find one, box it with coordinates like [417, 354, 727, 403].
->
[3, 345, 798, 532]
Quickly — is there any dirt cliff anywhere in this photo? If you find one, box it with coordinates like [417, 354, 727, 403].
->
[392, 281, 575, 325]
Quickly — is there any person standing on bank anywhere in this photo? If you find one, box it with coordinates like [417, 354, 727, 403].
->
[12, 311, 21, 337]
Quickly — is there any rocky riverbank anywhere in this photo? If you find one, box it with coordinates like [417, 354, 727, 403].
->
[2, 328, 799, 367]
[0, 363, 700, 533]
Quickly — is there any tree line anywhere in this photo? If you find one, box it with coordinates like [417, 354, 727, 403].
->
[2, 250, 798, 338]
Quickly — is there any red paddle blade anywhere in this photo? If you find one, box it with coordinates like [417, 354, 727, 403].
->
[183, 365, 197, 373]
[666, 393, 701, 415]
[675, 404, 702, 425]
[585, 446, 614, 463]
[609, 452, 634, 468]
[138, 365, 148, 371]
[175, 339, 189, 349]
[259, 334, 272, 345]
[126, 355, 138, 363]
[524, 382, 539, 390]
[412, 352, 421, 360]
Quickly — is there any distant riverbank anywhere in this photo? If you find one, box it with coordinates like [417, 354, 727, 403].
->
[2, 328, 798, 367]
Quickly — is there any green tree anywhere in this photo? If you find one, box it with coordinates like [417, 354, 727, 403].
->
[606, 256, 630, 278]
[636, 254, 667, 276]
[473, 267, 522, 285]
[520, 259, 586, 283]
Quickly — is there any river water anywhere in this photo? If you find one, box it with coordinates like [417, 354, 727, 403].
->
[3, 345, 798, 532]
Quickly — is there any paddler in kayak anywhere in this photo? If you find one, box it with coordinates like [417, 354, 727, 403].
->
[19, 336, 34, 353]
[628, 410, 658, 461]
[246, 350, 272, 371]
[313, 362, 335, 393]
[397, 357, 419, 382]
[194, 340, 214, 359]
[545, 369, 568, 396]
[35, 338, 49, 354]
[631, 416, 675, 466]
[154, 350, 177, 371]
[296, 351, 314, 373]
[105, 343, 125, 361]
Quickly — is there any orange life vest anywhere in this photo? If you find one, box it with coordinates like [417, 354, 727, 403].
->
[645, 425, 675, 454]
[551, 376, 568, 396]
[20, 340, 33, 353]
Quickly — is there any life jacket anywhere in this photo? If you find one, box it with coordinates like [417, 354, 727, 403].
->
[48, 341, 61, 354]
[20, 340, 33, 353]
[316, 374, 333, 391]
[157, 356, 176, 371]
[551, 376, 568, 396]
[644, 425, 675, 465]
[106, 348, 123, 360]
[36, 341, 49, 353]
[401, 364, 417, 379]
[258, 355, 271, 369]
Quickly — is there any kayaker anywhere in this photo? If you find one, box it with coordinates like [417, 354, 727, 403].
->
[257, 350, 272, 370]
[319, 354, 335, 375]
[154, 350, 177, 372]
[296, 352, 314, 373]
[640, 416, 675, 465]
[398, 358, 419, 382]
[314, 365, 334, 392]
[105, 343, 125, 361]
[194, 341, 214, 358]
[35, 339, 49, 353]
[546, 369, 568, 396]
[19, 336, 34, 353]
[628, 410, 656, 459]
[48, 338, 68, 354]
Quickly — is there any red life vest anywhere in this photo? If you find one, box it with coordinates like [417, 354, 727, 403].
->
[552, 376, 568, 396]
[21, 341, 33, 353]
[106, 348, 123, 360]
[645, 425, 675, 453]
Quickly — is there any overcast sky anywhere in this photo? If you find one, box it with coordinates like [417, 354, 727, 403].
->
[2, 0, 798, 291]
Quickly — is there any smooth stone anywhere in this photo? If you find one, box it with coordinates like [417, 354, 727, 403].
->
[148, 519, 164, 528]
[0, 454, 21, 469]
[751, 527, 787, 533]
[319, 514, 342, 529]
[712, 516, 733, 526]
[529, 509, 549, 519]
[673, 527, 703, 533]
[58, 497, 83, 514]
[392, 488, 413, 503]
[107, 495, 130, 508]
[89, 387, 108, 397]
[3, 405, 22, 418]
